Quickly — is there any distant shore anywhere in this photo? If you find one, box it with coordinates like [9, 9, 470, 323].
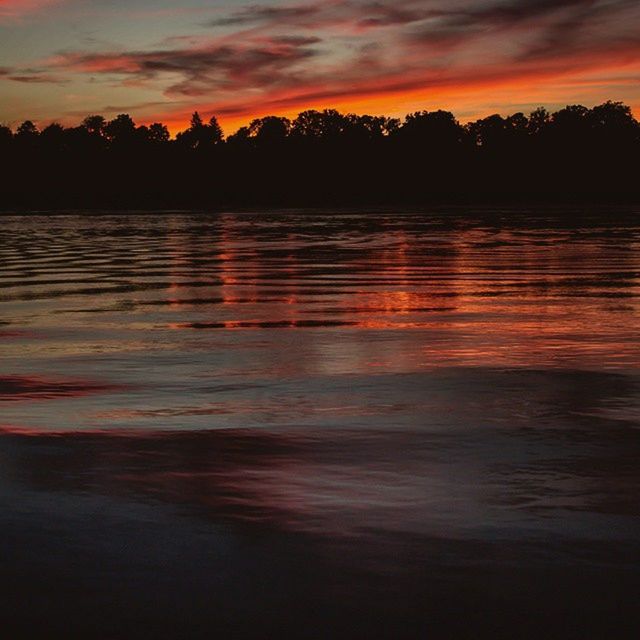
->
[2, 202, 639, 217]
[2, 102, 638, 211]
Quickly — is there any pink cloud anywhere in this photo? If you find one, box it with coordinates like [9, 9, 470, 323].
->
[48, 0, 639, 120]
[6, 0, 638, 131]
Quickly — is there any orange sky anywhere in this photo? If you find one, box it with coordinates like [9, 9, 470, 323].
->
[1, 0, 639, 134]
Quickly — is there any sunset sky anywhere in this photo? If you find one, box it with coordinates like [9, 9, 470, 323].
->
[1, 0, 639, 134]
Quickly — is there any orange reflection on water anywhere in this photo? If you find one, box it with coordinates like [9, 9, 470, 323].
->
[2, 212, 639, 386]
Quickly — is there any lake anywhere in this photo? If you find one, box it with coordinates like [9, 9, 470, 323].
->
[1, 209, 639, 638]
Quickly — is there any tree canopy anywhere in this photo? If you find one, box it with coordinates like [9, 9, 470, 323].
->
[1, 103, 638, 208]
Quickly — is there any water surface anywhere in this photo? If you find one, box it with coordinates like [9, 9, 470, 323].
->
[1, 210, 639, 638]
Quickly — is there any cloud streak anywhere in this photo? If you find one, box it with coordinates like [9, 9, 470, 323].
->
[52, 35, 322, 97]
[2, 0, 639, 128]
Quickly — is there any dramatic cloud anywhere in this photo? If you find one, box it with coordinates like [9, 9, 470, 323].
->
[206, 0, 442, 31]
[1, 0, 639, 129]
[209, 2, 326, 27]
[53, 35, 322, 97]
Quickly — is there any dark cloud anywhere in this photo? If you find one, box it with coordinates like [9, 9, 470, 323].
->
[206, 0, 441, 31]
[206, 43, 632, 119]
[269, 35, 322, 45]
[40, 0, 640, 120]
[0, 65, 67, 83]
[452, 0, 597, 27]
[208, 3, 325, 27]
[207, 0, 611, 34]
[405, 0, 640, 60]
[8, 73, 67, 83]
[406, 0, 597, 41]
[55, 36, 322, 97]
[515, 0, 640, 61]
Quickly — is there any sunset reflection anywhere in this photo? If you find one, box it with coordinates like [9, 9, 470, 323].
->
[1, 211, 640, 638]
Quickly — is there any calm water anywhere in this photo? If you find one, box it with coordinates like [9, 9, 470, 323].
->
[1, 210, 640, 638]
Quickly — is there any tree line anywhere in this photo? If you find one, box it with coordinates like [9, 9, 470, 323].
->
[1, 101, 638, 208]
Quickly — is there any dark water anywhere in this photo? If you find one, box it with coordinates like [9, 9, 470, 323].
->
[1, 210, 639, 638]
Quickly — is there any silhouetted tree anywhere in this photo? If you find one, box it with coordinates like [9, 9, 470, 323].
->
[467, 114, 510, 149]
[1, 100, 638, 208]
[291, 109, 348, 140]
[41, 122, 64, 136]
[82, 115, 107, 136]
[589, 101, 639, 144]
[39, 123, 66, 152]
[176, 112, 224, 149]
[148, 122, 170, 144]
[16, 120, 39, 139]
[0, 124, 13, 145]
[505, 112, 528, 134]
[226, 125, 251, 146]
[208, 116, 224, 144]
[398, 110, 465, 148]
[228, 116, 290, 147]
[345, 114, 399, 143]
[253, 116, 290, 143]
[528, 107, 550, 135]
[548, 105, 591, 150]
[105, 114, 136, 144]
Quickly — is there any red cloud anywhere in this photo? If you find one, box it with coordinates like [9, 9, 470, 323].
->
[17, 0, 639, 132]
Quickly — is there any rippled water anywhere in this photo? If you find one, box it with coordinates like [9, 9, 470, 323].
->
[1, 210, 639, 638]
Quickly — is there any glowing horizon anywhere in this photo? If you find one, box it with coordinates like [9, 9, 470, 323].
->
[1, 0, 639, 136]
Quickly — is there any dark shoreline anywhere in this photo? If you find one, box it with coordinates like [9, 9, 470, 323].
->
[2, 202, 639, 216]
[3, 102, 638, 215]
